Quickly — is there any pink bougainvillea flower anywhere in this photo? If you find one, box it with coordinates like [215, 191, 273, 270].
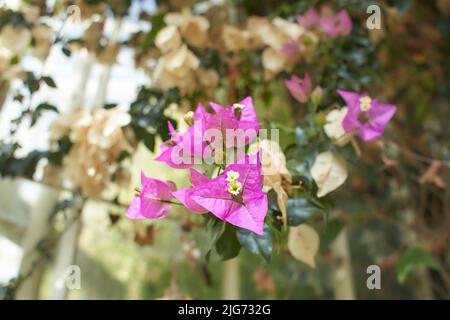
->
[207, 96, 260, 147]
[155, 106, 208, 168]
[337, 89, 397, 142]
[296, 8, 321, 29]
[284, 73, 312, 103]
[127, 171, 176, 219]
[296, 6, 352, 38]
[172, 169, 209, 213]
[281, 39, 302, 57]
[189, 157, 267, 235]
[155, 98, 260, 167]
[319, 9, 352, 38]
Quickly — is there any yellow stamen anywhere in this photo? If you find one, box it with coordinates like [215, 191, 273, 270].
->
[227, 180, 242, 195]
[359, 96, 372, 112]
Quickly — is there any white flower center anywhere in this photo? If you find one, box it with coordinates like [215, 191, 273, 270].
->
[359, 96, 372, 112]
[227, 180, 243, 195]
[225, 170, 240, 182]
[233, 103, 245, 110]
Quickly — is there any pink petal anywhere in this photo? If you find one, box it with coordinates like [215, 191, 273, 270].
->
[172, 188, 208, 213]
[320, 9, 352, 38]
[194, 103, 211, 122]
[189, 161, 267, 234]
[360, 101, 397, 141]
[281, 40, 302, 56]
[226, 194, 267, 235]
[296, 8, 320, 29]
[337, 89, 360, 108]
[359, 125, 383, 141]
[209, 101, 224, 113]
[285, 74, 312, 103]
[168, 121, 177, 138]
[126, 197, 144, 219]
[190, 168, 209, 186]
[139, 172, 175, 219]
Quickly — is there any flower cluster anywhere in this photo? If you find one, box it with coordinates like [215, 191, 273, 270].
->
[220, 16, 320, 80]
[309, 89, 397, 198]
[0, 5, 54, 81]
[49, 107, 135, 197]
[127, 97, 269, 235]
[154, 96, 260, 168]
[151, 10, 218, 94]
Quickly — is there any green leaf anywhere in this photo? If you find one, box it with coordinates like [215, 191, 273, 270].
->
[295, 127, 308, 146]
[62, 46, 71, 57]
[25, 72, 40, 93]
[3, 150, 48, 178]
[10, 55, 19, 65]
[319, 220, 345, 252]
[35, 103, 59, 113]
[207, 223, 241, 262]
[287, 197, 318, 226]
[396, 247, 441, 283]
[117, 150, 131, 162]
[237, 224, 272, 262]
[41, 76, 57, 88]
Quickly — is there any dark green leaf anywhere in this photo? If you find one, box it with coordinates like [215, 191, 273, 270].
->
[207, 223, 241, 262]
[287, 197, 318, 226]
[10, 55, 19, 65]
[237, 224, 272, 262]
[62, 46, 71, 57]
[35, 103, 59, 113]
[118, 150, 131, 162]
[41, 76, 57, 88]
[319, 219, 345, 252]
[396, 247, 441, 283]
[295, 127, 308, 146]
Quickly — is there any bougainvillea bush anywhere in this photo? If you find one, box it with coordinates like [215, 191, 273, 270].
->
[0, 0, 449, 299]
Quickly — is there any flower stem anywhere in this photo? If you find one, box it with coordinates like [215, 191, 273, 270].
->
[350, 136, 362, 158]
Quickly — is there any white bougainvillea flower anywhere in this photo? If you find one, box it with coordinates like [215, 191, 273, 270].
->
[249, 139, 291, 180]
[31, 24, 54, 61]
[195, 68, 219, 92]
[288, 224, 320, 268]
[272, 17, 306, 41]
[249, 139, 292, 227]
[246, 16, 272, 49]
[155, 25, 182, 53]
[21, 4, 40, 23]
[222, 24, 254, 52]
[262, 47, 287, 80]
[50, 107, 134, 198]
[165, 11, 210, 48]
[0, 25, 31, 57]
[310, 151, 348, 197]
[324, 107, 351, 146]
[153, 45, 200, 93]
